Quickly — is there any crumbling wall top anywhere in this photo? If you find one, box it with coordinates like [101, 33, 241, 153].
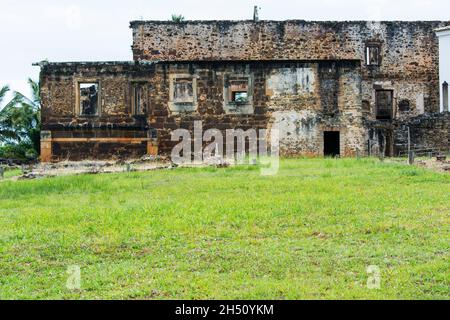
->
[130, 20, 449, 63]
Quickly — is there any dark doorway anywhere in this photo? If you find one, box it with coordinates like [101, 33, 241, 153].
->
[324, 131, 340, 157]
[384, 129, 394, 157]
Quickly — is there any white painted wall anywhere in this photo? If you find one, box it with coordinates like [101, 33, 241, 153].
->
[437, 28, 450, 112]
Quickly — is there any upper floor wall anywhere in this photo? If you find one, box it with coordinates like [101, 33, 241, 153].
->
[39, 62, 156, 129]
[130, 20, 448, 79]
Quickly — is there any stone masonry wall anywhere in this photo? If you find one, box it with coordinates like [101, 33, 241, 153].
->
[131, 20, 450, 114]
[366, 113, 450, 157]
[40, 62, 155, 160]
[394, 112, 450, 155]
[40, 60, 364, 160]
[38, 20, 450, 161]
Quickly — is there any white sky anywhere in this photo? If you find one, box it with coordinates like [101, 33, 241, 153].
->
[0, 0, 449, 100]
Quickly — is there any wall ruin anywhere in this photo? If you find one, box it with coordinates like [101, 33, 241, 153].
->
[40, 60, 365, 160]
[38, 20, 450, 161]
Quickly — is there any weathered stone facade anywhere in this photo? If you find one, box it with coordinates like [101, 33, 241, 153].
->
[38, 20, 450, 161]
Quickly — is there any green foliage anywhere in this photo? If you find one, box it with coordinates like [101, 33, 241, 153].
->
[0, 85, 9, 104]
[0, 79, 40, 160]
[0, 85, 18, 142]
[0, 158, 448, 299]
[0, 143, 37, 160]
[171, 14, 185, 23]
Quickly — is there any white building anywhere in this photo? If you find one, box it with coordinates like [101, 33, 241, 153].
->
[436, 26, 450, 112]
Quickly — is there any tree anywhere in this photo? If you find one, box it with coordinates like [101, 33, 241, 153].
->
[0, 85, 8, 105]
[171, 14, 185, 23]
[0, 85, 19, 143]
[13, 78, 41, 152]
[0, 79, 41, 160]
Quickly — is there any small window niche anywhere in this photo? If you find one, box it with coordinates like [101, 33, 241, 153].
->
[366, 43, 381, 66]
[224, 74, 254, 114]
[362, 100, 371, 113]
[398, 99, 411, 113]
[79, 82, 99, 116]
[132, 82, 147, 116]
[168, 75, 197, 113]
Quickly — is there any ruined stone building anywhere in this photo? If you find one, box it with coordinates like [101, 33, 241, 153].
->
[37, 20, 450, 161]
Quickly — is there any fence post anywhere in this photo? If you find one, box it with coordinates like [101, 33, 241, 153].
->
[0, 166, 4, 180]
[408, 151, 415, 165]
[407, 126, 411, 155]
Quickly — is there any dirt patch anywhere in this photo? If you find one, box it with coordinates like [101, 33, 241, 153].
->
[415, 158, 450, 173]
[13, 156, 172, 180]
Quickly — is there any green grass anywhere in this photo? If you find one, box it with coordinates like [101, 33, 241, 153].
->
[0, 158, 449, 300]
[2, 168, 22, 179]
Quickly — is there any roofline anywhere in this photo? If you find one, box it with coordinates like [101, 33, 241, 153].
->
[130, 19, 449, 27]
[32, 61, 147, 67]
[33, 59, 362, 67]
[435, 25, 450, 33]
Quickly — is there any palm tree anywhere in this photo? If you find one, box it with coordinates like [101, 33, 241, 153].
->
[0, 85, 20, 143]
[0, 85, 8, 104]
[12, 78, 41, 154]
[0, 79, 41, 159]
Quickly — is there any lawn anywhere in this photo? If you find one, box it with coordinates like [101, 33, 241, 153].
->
[2, 168, 22, 179]
[0, 158, 448, 300]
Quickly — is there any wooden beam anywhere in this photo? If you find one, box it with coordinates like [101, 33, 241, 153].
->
[51, 138, 151, 144]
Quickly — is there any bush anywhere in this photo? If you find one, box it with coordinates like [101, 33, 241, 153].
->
[0, 143, 37, 161]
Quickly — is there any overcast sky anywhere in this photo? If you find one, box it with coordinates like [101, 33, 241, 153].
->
[0, 0, 449, 100]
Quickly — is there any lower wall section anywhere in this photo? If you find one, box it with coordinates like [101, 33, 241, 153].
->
[41, 112, 449, 162]
[41, 129, 154, 161]
[52, 141, 148, 161]
[270, 111, 365, 157]
[366, 112, 450, 157]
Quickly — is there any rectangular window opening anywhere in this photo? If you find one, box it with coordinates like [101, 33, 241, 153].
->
[79, 83, 99, 116]
[376, 90, 393, 120]
[132, 84, 146, 115]
[228, 78, 250, 104]
[366, 45, 381, 66]
[232, 91, 249, 103]
[173, 78, 194, 104]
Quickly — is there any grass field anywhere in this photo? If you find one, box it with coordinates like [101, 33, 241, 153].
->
[0, 158, 448, 300]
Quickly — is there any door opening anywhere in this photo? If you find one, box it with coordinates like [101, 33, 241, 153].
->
[324, 131, 340, 157]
